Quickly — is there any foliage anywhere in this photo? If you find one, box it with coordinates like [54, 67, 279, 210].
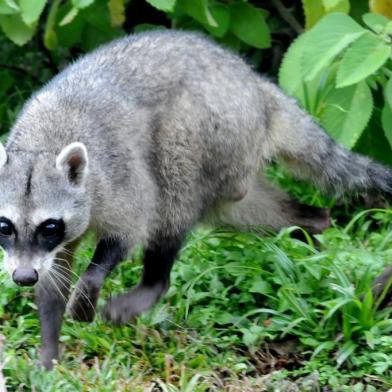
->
[302, 0, 350, 29]
[0, 0, 273, 51]
[279, 9, 392, 164]
[0, 0, 287, 135]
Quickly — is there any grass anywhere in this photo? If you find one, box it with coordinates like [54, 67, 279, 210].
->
[1, 201, 392, 390]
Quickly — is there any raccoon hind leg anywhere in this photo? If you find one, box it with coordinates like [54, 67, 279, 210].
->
[285, 199, 330, 235]
[210, 173, 330, 234]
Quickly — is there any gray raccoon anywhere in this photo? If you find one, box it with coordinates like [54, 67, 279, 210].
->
[0, 30, 391, 369]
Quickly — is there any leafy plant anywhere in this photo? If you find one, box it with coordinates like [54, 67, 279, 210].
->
[302, 0, 350, 29]
[0, 0, 273, 52]
[279, 10, 392, 164]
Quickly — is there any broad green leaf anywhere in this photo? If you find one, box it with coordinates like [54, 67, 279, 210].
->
[363, 12, 390, 33]
[57, 4, 83, 47]
[146, 0, 176, 12]
[203, 4, 230, 38]
[302, 13, 366, 81]
[182, 0, 217, 27]
[19, 0, 46, 25]
[336, 32, 390, 87]
[108, 0, 125, 26]
[80, 2, 122, 51]
[279, 33, 337, 115]
[279, 34, 309, 102]
[322, 0, 339, 8]
[81, 1, 114, 31]
[82, 25, 120, 51]
[0, 14, 35, 45]
[59, 7, 79, 26]
[386, 20, 392, 34]
[72, 0, 94, 9]
[302, 0, 349, 29]
[355, 113, 392, 166]
[320, 81, 373, 148]
[385, 77, 392, 108]
[322, 0, 349, 12]
[229, 3, 270, 49]
[216, 33, 241, 52]
[0, 0, 19, 15]
[302, 0, 324, 30]
[382, 103, 392, 149]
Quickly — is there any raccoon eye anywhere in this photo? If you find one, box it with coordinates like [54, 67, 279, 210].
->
[38, 219, 64, 238]
[0, 218, 13, 236]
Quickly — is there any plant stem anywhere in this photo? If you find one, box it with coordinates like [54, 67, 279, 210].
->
[271, 0, 303, 35]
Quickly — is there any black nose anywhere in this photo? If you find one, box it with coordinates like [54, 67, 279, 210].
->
[12, 268, 39, 286]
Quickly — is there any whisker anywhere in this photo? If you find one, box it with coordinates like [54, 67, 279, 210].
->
[50, 269, 91, 319]
[53, 261, 82, 281]
[51, 267, 96, 317]
[49, 269, 92, 323]
[87, 261, 111, 274]
[47, 271, 67, 304]
[50, 267, 74, 287]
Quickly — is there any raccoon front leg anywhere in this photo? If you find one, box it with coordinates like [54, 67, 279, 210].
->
[36, 242, 77, 370]
[67, 237, 128, 322]
[102, 236, 183, 325]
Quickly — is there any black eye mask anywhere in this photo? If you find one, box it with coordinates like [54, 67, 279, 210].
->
[35, 219, 65, 252]
[0, 217, 15, 250]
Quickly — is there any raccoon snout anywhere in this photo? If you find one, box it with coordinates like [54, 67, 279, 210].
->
[12, 268, 39, 286]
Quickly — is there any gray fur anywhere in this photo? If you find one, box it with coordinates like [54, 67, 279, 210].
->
[0, 30, 392, 367]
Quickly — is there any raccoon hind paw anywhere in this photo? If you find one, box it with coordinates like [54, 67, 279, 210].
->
[102, 283, 166, 325]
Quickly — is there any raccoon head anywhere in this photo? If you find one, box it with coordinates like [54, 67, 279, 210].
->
[0, 142, 91, 286]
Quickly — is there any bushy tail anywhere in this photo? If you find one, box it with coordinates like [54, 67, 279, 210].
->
[260, 80, 392, 196]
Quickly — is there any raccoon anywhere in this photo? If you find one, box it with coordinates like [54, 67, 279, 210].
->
[0, 30, 391, 369]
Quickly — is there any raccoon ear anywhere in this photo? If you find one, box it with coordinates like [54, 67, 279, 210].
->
[0, 143, 7, 168]
[56, 142, 88, 187]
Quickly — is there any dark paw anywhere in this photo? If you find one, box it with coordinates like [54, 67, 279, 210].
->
[102, 284, 165, 325]
[288, 200, 331, 235]
[102, 297, 137, 325]
[67, 280, 99, 322]
[40, 349, 58, 371]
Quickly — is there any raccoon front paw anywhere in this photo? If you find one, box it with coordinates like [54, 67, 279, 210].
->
[67, 279, 100, 322]
[39, 348, 59, 371]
